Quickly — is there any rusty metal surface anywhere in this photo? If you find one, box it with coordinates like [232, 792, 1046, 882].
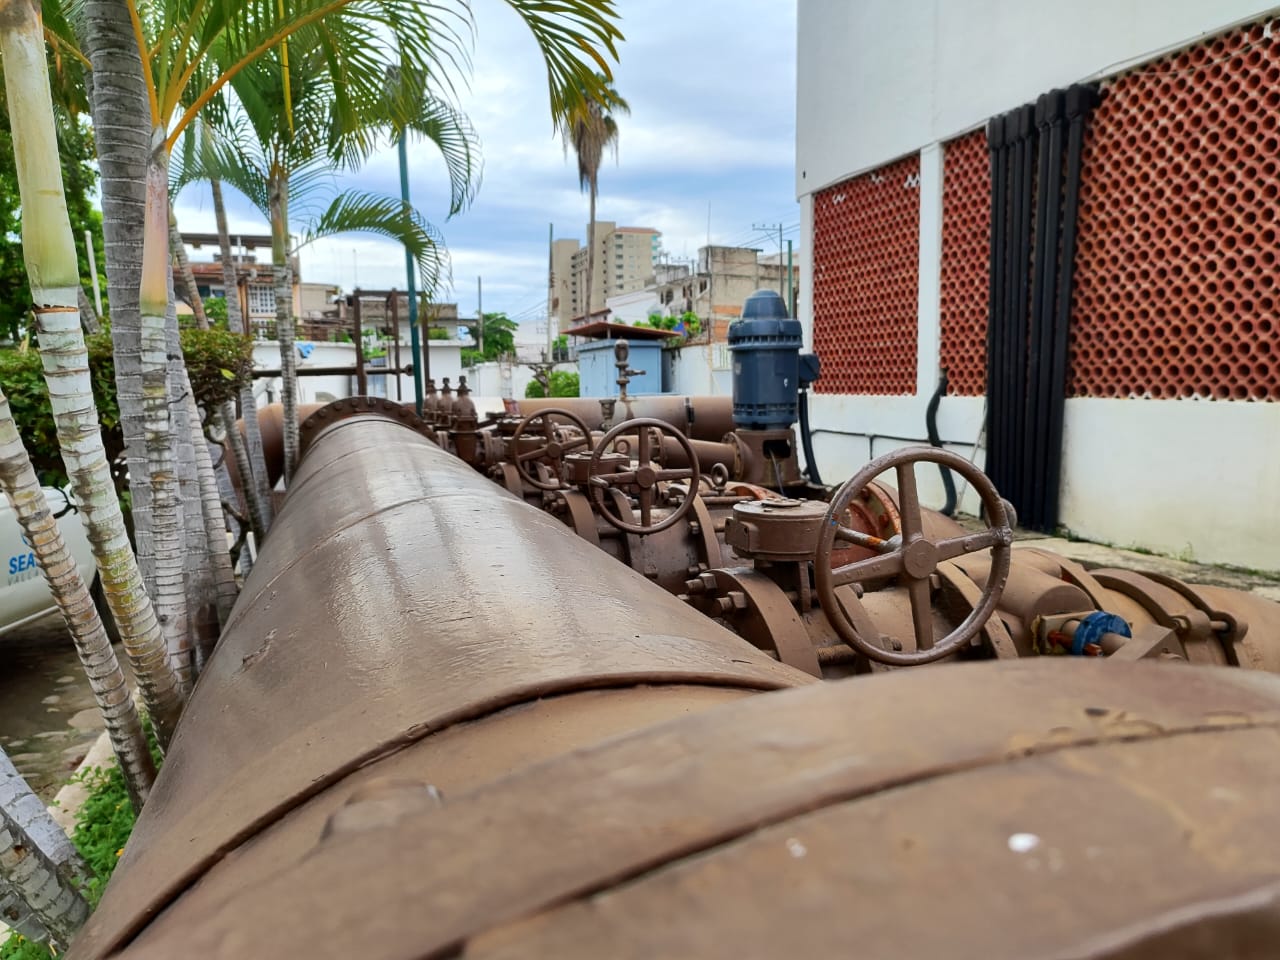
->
[297, 397, 436, 458]
[70, 412, 810, 960]
[467, 729, 1280, 960]
[817, 447, 1013, 666]
[1194, 585, 1280, 674]
[513, 396, 735, 442]
[109, 662, 1280, 960]
[126, 685, 754, 954]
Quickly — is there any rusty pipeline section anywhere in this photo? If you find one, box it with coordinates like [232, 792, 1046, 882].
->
[71, 401, 1280, 960]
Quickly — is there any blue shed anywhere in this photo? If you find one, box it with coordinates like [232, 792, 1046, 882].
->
[567, 319, 678, 397]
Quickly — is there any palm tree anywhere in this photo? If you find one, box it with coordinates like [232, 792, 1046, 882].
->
[210, 161, 275, 541]
[0, 393, 156, 810]
[1, 750, 91, 949]
[562, 76, 629, 320]
[1, 0, 184, 747]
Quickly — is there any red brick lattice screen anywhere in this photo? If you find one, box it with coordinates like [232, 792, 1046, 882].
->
[938, 131, 992, 396]
[812, 154, 920, 394]
[1071, 20, 1280, 400]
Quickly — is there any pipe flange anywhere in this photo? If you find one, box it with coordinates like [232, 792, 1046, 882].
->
[299, 397, 436, 458]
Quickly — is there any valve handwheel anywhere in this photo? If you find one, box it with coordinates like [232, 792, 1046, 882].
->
[588, 418, 701, 534]
[814, 446, 1013, 666]
[511, 408, 593, 491]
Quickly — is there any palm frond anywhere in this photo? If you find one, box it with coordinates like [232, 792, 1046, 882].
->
[501, 0, 623, 127]
[168, 115, 271, 217]
[297, 190, 449, 296]
[401, 95, 481, 218]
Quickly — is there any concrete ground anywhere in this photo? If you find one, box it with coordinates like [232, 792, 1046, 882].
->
[954, 514, 1280, 602]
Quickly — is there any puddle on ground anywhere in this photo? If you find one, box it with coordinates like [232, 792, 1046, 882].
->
[0, 614, 120, 802]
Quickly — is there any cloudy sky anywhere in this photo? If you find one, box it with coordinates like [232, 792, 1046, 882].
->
[172, 1, 799, 337]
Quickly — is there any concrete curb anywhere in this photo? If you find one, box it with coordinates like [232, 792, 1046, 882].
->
[48, 730, 116, 834]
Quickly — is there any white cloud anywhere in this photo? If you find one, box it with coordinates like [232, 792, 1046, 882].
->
[171, 0, 799, 321]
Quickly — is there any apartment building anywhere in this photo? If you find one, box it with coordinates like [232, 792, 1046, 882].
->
[549, 222, 661, 331]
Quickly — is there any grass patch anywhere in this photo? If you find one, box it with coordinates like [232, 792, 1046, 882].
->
[2, 730, 159, 957]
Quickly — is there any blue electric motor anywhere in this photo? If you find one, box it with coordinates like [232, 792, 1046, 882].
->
[728, 289, 805, 430]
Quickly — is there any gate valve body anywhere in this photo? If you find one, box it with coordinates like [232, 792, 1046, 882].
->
[724, 499, 827, 562]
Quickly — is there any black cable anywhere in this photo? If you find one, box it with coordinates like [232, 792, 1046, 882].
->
[925, 370, 957, 516]
[797, 387, 823, 486]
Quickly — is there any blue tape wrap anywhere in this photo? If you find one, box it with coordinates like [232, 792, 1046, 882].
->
[1072, 611, 1131, 655]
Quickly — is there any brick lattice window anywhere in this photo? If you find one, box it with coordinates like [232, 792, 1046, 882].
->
[812, 154, 921, 394]
[938, 131, 992, 396]
[1071, 20, 1280, 400]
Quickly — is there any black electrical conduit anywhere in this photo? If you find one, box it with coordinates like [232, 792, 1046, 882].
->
[797, 387, 823, 487]
[983, 85, 1099, 533]
[999, 110, 1020, 501]
[1010, 104, 1036, 515]
[1040, 85, 1099, 531]
[1025, 90, 1066, 528]
[924, 370, 957, 516]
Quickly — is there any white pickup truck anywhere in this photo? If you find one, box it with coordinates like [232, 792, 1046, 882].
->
[0, 487, 98, 638]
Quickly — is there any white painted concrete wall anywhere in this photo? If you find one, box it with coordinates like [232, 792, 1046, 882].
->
[252, 340, 463, 407]
[464, 360, 540, 401]
[796, 0, 1280, 192]
[796, 1, 1280, 572]
[668, 342, 733, 398]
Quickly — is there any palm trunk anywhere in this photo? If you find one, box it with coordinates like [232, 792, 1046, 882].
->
[167, 270, 214, 677]
[74, 0, 155, 602]
[142, 143, 193, 695]
[3, 0, 183, 750]
[0, 789, 90, 949]
[268, 170, 299, 485]
[187, 386, 238, 631]
[169, 208, 208, 328]
[218, 399, 255, 574]
[77, 283, 100, 334]
[0, 878, 49, 943]
[0, 393, 155, 810]
[212, 174, 273, 535]
[586, 185, 596, 317]
[0, 746, 91, 947]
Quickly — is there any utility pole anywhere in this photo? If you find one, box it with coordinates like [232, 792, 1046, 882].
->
[477, 275, 483, 356]
[397, 134, 424, 414]
[753, 222, 785, 299]
[786, 239, 794, 317]
[546, 223, 555, 361]
[84, 229, 102, 316]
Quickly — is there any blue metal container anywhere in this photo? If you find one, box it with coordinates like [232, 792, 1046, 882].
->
[728, 290, 803, 429]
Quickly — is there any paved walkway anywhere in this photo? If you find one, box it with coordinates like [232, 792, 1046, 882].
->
[1012, 533, 1280, 601]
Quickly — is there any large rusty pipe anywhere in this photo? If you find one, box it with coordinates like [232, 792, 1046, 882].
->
[244, 397, 737, 491]
[69, 402, 1280, 958]
[71, 404, 809, 959]
[512, 395, 735, 442]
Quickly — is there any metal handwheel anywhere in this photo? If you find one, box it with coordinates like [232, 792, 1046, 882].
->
[510, 408, 593, 491]
[814, 446, 1013, 666]
[587, 418, 701, 534]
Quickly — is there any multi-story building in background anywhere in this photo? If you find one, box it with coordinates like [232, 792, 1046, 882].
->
[549, 222, 661, 331]
[176, 232, 301, 336]
[604, 245, 800, 340]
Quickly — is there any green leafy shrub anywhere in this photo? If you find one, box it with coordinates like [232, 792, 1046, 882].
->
[525, 370, 579, 398]
[0, 326, 253, 486]
[202, 296, 228, 327]
[426, 326, 450, 340]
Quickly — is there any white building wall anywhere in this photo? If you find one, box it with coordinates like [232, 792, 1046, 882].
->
[796, 0, 1279, 192]
[252, 341, 464, 407]
[797, 1, 1280, 572]
[668, 342, 733, 398]
[463, 361, 539, 401]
